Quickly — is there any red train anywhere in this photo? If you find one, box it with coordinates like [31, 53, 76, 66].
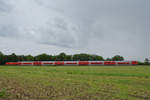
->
[5, 61, 138, 66]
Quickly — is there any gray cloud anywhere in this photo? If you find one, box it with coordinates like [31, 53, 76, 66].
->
[0, 0, 12, 12]
[0, 25, 18, 37]
[0, 0, 150, 60]
[32, 17, 80, 48]
[0, 0, 18, 37]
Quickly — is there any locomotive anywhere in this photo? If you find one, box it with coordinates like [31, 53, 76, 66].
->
[5, 61, 138, 66]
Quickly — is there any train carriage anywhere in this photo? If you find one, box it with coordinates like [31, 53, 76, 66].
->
[5, 61, 138, 66]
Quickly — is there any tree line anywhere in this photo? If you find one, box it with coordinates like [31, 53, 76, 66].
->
[0, 52, 125, 65]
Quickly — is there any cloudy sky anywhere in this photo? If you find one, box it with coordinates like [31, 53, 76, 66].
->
[0, 0, 150, 61]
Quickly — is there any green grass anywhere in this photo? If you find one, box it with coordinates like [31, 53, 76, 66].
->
[0, 66, 150, 100]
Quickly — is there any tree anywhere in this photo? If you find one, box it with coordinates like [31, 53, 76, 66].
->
[112, 55, 124, 61]
[0, 52, 6, 65]
[73, 53, 89, 61]
[94, 55, 104, 61]
[106, 58, 112, 61]
[65, 55, 72, 61]
[78, 53, 89, 61]
[51, 55, 57, 61]
[17, 55, 26, 61]
[35, 53, 50, 61]
[0, 51, 128, 64]
[144, 58, 149, 65]
[73, 54, 80, 61]
[26, 55, 34, 61]
[9, 53, 18, 62]
[88, 55, 104, 61]
[56, 52, 66, 61]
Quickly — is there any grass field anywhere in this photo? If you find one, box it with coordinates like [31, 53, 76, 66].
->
[0, 66, 150, 100]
